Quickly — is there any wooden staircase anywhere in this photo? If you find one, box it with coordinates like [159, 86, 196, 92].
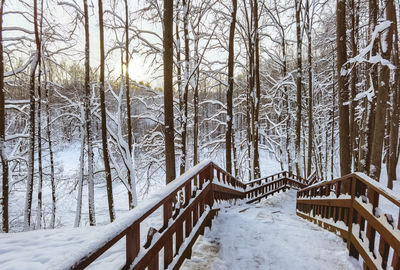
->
[66, 161, 400, 270]
[68, 160, 307, 270]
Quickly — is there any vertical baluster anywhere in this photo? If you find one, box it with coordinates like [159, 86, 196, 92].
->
[199, 171, 204, 190]
[378, 236, 390, 269]
[193, 201, 199, 226]
[163, 198, 173, 268]
[184, 182, 191, 206]
[347, 177, 359, 259]
[392, 209, 400, 268]
[336, 182, 341, 198]
[176, 220, 183, 255]
[366, 186, 379, 257]
[185, 208, 193, 238]
[126, 222, 140, 266]
[148, 254, 159, 270]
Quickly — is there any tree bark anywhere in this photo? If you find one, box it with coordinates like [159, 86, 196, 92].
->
[124, 0, 134, 209]
[98, 0, 115, 222]
[336, 0, 351, 176]
[44, 64, 56, 229]
[253, 0, 260, 179]
[164, 0, 176, 184]
[24, 0, 40, 230]
[387, 3, 399, 189]
[83, 0, 95, 226]
[369, 0, 394, 181]
[306, 0, 313, 177]
[349, 0, 359, 170]
[180, 0, 190, 175]
[0, 0, 7, 233]
[295, 0, 302, 176]
[226, 0, 237, 174]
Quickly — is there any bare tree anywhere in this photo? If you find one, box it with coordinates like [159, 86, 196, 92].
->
[98, 0, 115, 222]
[24, 0, 40, 231]
[0, 0, 7, 233]
[369, 0, 395, 180]
[164, 0, 176, 184]
[336, 0, 351, 176]
[295, 0, 303, 176]
[226, 0, 237, 174]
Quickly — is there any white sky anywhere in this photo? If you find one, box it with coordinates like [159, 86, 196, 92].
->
[4, 0, 161, 86]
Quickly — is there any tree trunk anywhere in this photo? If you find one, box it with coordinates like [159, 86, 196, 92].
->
[331, 50, 336, 180]
[24, 0, 40, 230]
[98, 0, 115, 222]
[124, 0, 134, 209]
[253, 0, 260, 179]
[336, 0, 351, 176]
[35, 0, 44, 229]
[370, 0, 394, 181]
[306, 0, 313, 177]
[350, 0, 359, 170]
[74, 121, 85, 227]
[295, 0, 302, 176]
[387, 5, 399, 189]
[180, 0, 190, 175]
[44, 64, 56, 229]
[164, 0, 176, 184]
[226, 0, 237, 174]
[0, 0, 7, 233]
[83, 0, 95, 226]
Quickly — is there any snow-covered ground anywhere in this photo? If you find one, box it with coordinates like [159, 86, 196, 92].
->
[182, 190, 361, 270]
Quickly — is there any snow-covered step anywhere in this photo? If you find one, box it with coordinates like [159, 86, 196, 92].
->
[182, 190, 361, 270]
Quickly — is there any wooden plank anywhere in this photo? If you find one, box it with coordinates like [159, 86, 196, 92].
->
[172, 209, 219, 270]
[296, 199, 352, 208]
[353, 200, 400, 256]
[296, 211, 348, 240]
[349, 233, 378, 270]
[126, 222, 140, 266]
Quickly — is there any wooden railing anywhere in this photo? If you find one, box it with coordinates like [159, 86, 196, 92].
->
[245, 171, 309, 203]
[67, 161, 307, 270]
[296, 173, 400, 270]
[69, 160, 246, 270]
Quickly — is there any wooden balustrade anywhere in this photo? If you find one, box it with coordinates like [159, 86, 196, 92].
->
[245, 171, 309, 203]
[69, 160, 247, 270]
[296, 173, 400, 270]
[66, 161, 308, 270]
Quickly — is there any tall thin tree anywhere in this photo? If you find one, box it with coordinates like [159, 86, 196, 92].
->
[164, 0, 176, 184]
[369, 0, 395, 180]
[295, 0, 303, 176]
[336, 0, 351, 176]
[24, 0, 40, 230]
[0, 0, 8, 233]
[226, 0, 237, 174]
[98, 0, 115, 222]
[124, 0, 134, 209]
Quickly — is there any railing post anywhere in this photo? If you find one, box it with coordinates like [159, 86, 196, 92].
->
[208, 165, 214, 208]
[392, 209, 400, 268]
[126, 222, 140, 267]
[347, 176, 359, 259]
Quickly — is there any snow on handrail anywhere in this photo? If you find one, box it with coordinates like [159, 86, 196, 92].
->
[296, 172, 400, 270]
[69, 160, 248, 270]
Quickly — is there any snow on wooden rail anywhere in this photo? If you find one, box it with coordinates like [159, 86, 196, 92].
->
[0, 162, 306, 270]
[67, 162, 307, 269]
[70, 160, 246, 270]
[296, 173, 400, 270]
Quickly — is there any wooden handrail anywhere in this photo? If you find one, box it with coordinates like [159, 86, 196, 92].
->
[296, 173, 400, 270]
[69, 160, 249, 270]
[68, 162, 306, 270]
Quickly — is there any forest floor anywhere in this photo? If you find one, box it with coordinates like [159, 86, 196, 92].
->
[182, 190, 361, 270]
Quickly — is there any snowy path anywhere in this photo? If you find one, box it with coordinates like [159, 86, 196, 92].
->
[182, 190, 361, 270]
